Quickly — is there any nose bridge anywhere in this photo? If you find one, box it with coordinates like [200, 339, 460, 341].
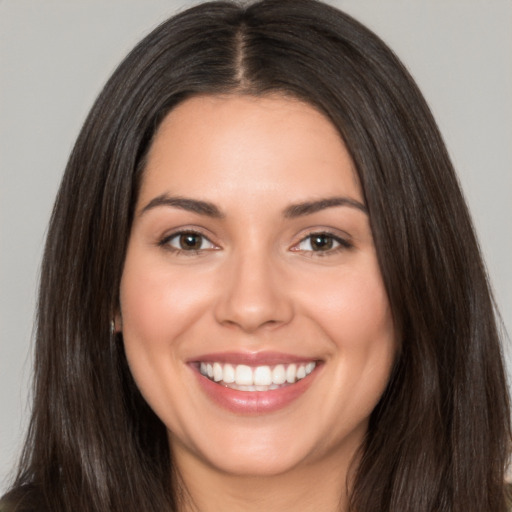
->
[214, 245, 293, 332]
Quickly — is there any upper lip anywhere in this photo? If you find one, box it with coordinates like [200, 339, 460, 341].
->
[188, 351, 320, 366]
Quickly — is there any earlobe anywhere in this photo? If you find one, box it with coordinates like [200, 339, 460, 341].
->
[113, 312, 123, 334]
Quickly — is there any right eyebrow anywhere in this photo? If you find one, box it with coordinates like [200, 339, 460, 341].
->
[283, 196, 367, 218]
[139, 194, 224, 218]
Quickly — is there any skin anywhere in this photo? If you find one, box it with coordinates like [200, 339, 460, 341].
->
[118, 94, 396, 511]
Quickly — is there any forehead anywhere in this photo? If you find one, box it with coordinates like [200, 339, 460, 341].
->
[138, 94, 361, 208]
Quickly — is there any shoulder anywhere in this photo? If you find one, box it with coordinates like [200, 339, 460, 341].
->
[0, 497, 34, 512]
[507, 483, 512, 512]
[0, 485, 45, 512]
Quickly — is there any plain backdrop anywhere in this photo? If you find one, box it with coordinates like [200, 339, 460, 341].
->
[1, 0, 511, 494]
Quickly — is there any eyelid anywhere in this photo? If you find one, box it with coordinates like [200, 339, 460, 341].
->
[158, 227, 220, 252]
[290, 229, 353, 254]
[157, 226, 353, 255]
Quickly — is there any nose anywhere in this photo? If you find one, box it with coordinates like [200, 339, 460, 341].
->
[214, 251, 294, 333]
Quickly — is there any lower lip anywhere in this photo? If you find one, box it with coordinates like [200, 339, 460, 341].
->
[193, 366, 319, 414]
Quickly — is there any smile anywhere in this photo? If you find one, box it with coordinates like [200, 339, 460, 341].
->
[199, 361, 317, 391]
[191, 352, 321, 413]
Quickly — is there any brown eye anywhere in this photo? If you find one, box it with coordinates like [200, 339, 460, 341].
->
[179, 233, 203, 250]
[164, 231, 216, 252]
[310, 234, 334, 251]
[294, 232, 352, 254]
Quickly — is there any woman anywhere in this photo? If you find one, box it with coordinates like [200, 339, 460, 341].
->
[1, 0, 510, 510]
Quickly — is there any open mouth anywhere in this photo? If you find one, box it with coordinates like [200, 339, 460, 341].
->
[198, 361, 317, 392]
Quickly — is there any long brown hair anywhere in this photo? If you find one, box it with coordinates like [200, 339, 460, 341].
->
[3, 1, 510, 510]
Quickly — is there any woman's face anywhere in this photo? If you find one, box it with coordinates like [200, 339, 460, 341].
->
[119, 95, 396, 478]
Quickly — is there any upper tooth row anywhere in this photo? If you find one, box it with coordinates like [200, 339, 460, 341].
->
[199, 362, 316, 386]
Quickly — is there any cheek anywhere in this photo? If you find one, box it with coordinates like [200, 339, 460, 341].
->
[301, 261, 394, 349]
[119, 251, 214, 347]
[118, 249, 216, 423]
[301, 259, 396, 405]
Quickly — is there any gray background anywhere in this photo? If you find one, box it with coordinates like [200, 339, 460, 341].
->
[1, 0, 511, 493]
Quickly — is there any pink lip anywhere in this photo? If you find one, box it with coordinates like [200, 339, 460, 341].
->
[188, 352, 321, 414]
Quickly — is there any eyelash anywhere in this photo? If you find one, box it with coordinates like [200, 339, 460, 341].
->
[292, 231, 353, 256]
[158, 229, 217, 255]
[159, 230, 352, 256]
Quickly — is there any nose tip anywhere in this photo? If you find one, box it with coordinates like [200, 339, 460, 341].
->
[220, 308, 283, 333]
[213, 256, 293, 333]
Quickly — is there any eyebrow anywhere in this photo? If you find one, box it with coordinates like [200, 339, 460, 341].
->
[139, 194, 367, 219]
[283, 197, 367, 217]
[140, 194, 224, 218]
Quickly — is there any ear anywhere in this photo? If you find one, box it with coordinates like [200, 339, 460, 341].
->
[113, 311, 123, 333]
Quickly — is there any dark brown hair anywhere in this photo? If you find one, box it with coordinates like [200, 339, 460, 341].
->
[3, 1, 510, 511]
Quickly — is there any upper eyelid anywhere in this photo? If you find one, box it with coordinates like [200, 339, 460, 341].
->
[158, 227, 352, 249]
[166, 230, 212, 241]
[158, 229, 217, 251]
[160, 227, 215, 242]
[293, 228, 352, 245]
[294, 233, 350, 248]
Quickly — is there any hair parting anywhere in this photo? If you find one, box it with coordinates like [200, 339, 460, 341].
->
[2, 1, 509, 511]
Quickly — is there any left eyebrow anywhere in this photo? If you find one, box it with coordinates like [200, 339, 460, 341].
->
[139, 194, 224, 218]
[283, 197, 368, 218]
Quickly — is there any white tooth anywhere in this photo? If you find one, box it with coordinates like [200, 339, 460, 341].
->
[305, 362, 316, 375]
[200, 362, 207, 376]
[286, 364, 297, 383]
[272, 364, 286, 385]
[213, 362, 223, 382]
[231, 383, 258, 391]
[223, 364, 235, 383]
[235, 364, 253, 385]
[296, 365, 306, 380]
[206, 363, 214, 378]
[255, 385, 269, 391]
[253, 365, 272, 386]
